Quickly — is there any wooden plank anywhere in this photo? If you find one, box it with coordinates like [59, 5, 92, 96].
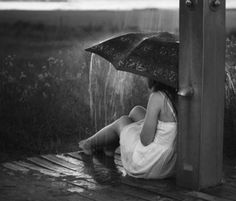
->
[74, 152, 236, 201]
[48, 153, 123, 185]
[66, 153, 184, 200]
[121, 177, 234, 201]
[13, 161, 62, 177]
[67, 152, 127, 176]
[67, 152, 123, 167]
[40, 154, 125, 186]
[56, 154, 86, 166]
[120, 178, 184, 201]
[67, 153, 200, 201]
[0, 168, 95, 201]
[57, 154, 165, 201]
[68, 186, 147, 201]
[69, 179, 160, 201]
[3, 153, 235, 201]
[69, 173, 175, 201]
[2, 162, 29, 173]
[3, 159, 131, 201]
[66, 187, 98, 201]
[202, 185, 236, 201]
[14, 156, 155, 201]
[178, 0, 225, 189]
[119, 171, 233, 201]
[109, 184, 168, 201]
[56, 154, 125, 176]
[187, 191, 233, 201]
[66, 190, 97, 201]
[41, 154, 84, 171]
[27, 157, 86, 178]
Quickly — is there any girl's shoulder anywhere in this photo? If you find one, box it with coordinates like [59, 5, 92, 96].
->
[149, 91, 166, 102]
[148, 91, 165, 108]
[154, 91, 177, 122]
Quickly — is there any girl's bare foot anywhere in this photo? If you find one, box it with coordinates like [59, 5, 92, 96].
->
[78, 139, 92, 155]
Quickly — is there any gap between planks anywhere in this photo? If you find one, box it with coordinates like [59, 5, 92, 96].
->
[2, 155, 162, 201]
[1, 152, 235, 201]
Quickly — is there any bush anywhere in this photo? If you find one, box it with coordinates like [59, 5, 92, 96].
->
[0, 25, 236, 159]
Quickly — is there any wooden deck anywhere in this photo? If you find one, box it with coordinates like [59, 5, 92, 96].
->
[1, 151, 236, 201]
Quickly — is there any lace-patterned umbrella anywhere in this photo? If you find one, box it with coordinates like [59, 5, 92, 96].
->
[85, 32, 179, 89]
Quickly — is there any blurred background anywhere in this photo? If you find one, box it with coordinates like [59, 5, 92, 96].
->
[0, 0, 236, 161]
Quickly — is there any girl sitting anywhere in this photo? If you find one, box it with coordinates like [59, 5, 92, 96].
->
[79, 78, 177, 179]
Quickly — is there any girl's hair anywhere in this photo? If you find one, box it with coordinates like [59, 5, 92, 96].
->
[147, 78, 177, 114]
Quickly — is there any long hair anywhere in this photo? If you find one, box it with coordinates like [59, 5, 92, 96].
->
[147, 78, 177, 115]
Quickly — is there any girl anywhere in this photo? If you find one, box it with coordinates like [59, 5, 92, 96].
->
[79, 78, 177, 179]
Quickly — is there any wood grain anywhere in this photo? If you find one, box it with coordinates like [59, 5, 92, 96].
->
[178, 0, 225, 189]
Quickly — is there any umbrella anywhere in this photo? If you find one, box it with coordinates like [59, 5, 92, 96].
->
[85, 32, 179, 89]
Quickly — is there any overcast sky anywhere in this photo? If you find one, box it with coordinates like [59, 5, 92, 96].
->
[0, 0, 235, 10]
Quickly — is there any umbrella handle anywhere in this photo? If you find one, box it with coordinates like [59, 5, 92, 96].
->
[178, 87, 194, 97]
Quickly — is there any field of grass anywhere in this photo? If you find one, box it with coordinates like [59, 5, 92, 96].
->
[0, 9, 236, 161]
[0, 37, 90, 159]
[0, 15, 146, 161]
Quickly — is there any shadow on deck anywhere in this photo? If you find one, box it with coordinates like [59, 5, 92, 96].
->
[1, 151, 236, 201]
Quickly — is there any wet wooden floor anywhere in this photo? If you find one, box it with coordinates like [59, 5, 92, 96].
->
[1, 151, 236, 201]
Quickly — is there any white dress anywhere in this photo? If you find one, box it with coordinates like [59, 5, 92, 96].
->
[119, 92, 177, 179]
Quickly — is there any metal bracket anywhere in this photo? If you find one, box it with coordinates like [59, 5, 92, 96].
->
[209, 0, 221, 11]
[178, 87, 194, 97]
[185, 0, 198, 10]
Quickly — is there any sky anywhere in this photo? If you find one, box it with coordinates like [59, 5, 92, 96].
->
[0, 0, 235, 10]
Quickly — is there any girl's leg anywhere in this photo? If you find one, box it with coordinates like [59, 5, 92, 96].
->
[128, 105, 146, 122]
[79, 115, 133, 155]
[79, 105, 146, 155]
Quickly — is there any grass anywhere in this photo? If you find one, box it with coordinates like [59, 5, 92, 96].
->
[0, 21, 141, 161]
[0, 40, 91, 158]
[0, 20, 236, 161]
[224, 35, 236, 158]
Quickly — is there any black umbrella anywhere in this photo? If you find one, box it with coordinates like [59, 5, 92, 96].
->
[85, 32, 179, 89]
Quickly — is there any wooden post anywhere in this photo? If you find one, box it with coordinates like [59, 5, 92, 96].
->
[177, 0, 225, 189]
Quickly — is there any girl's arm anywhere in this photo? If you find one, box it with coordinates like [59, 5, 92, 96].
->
[140, 92, 163, 146]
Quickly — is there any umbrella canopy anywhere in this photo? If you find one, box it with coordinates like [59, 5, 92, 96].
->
[85, 32, 179, 89]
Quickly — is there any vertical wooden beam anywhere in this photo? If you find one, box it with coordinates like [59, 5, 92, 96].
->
[177, 0, 225, 189]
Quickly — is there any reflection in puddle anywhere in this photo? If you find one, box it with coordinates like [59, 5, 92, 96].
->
[80, 154, 122, 185]
[67, 187, 85, 193]
[51, 181, 69, 188]
[56, 154, 83, 166]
